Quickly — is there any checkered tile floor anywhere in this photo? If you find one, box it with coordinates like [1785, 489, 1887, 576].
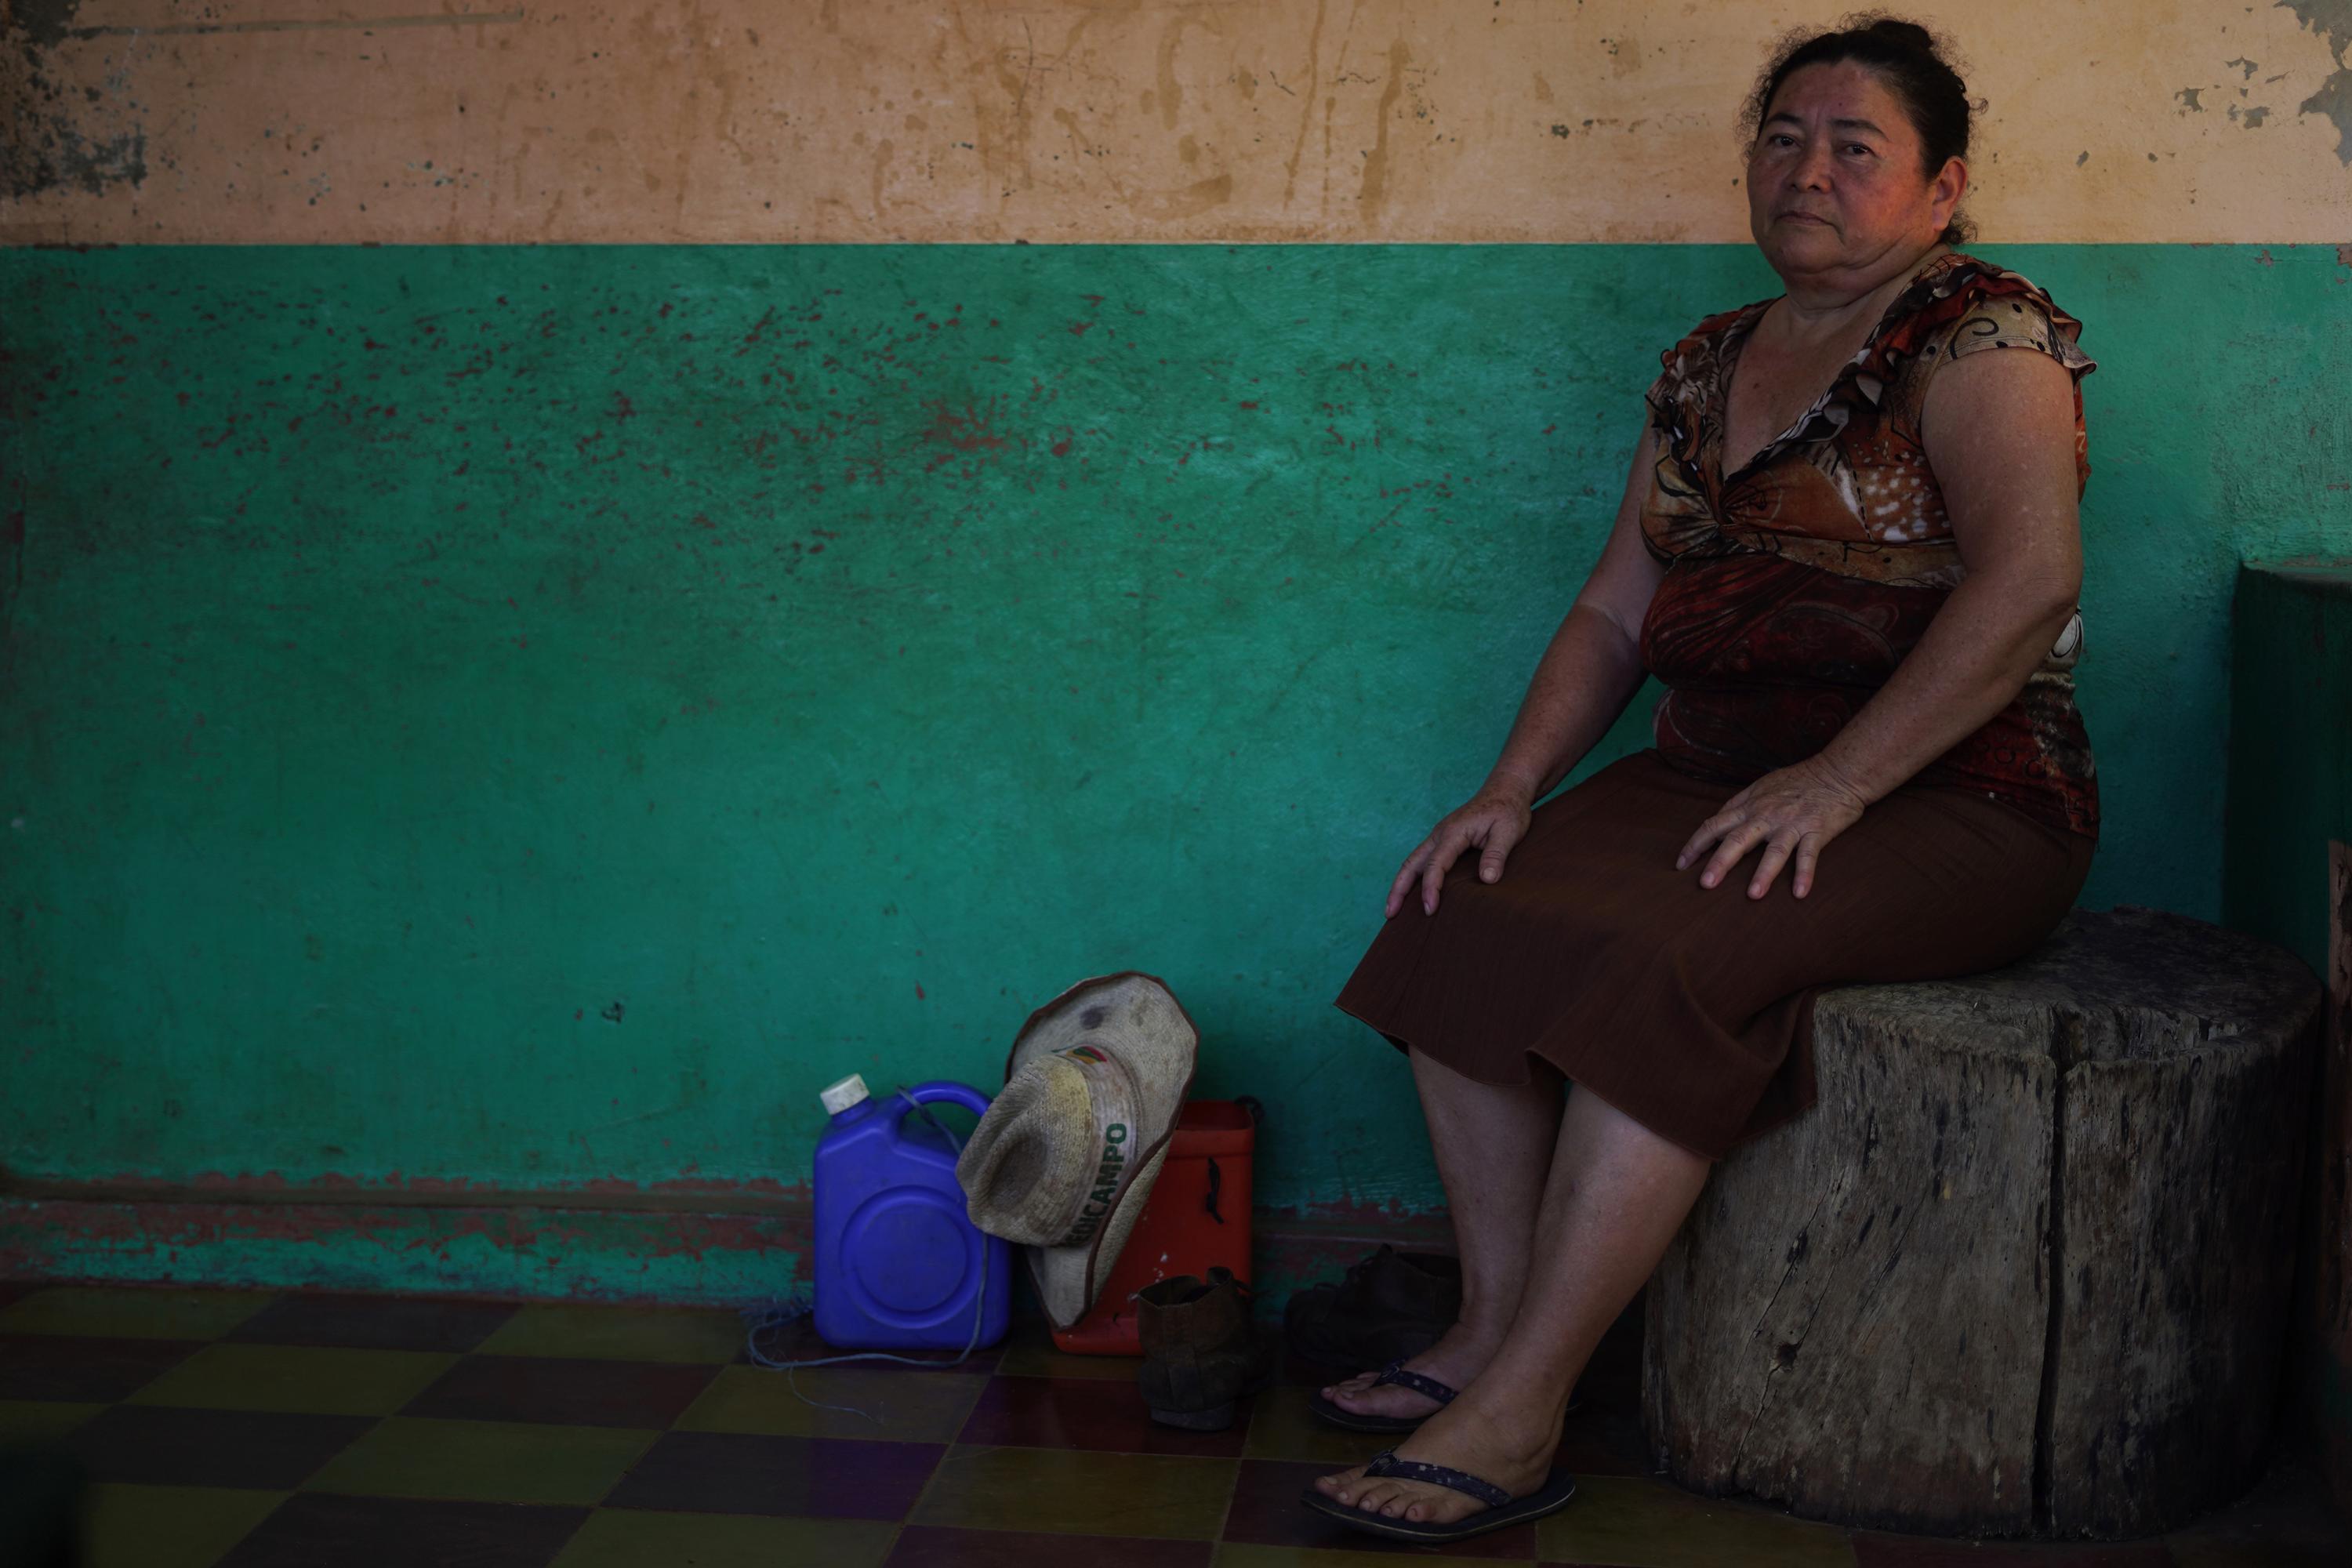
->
[0, 1279, 2340, 1566]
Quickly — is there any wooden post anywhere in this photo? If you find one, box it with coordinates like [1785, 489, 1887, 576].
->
[1642, 907, 2321, 1539]
[2322, 844, 2352, 1518]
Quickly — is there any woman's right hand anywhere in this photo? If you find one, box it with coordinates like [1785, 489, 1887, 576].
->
[1385, 786, 1536, 919]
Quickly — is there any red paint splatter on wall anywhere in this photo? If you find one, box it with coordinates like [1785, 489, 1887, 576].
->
[920, 397, 1009, 462]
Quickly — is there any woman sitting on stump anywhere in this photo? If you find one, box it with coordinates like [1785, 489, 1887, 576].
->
[1306, 16, 2099, 1544]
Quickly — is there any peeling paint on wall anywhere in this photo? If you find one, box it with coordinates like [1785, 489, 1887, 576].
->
[2280, 0, 2352, 162]
[1, 0, 147, 200]
[2277, 0, 2352, 162]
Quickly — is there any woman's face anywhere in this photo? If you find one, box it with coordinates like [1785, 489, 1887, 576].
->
[1746, 60, 1964, 281]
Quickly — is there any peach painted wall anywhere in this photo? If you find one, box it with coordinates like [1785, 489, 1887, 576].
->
[4, 0, 2348, 245]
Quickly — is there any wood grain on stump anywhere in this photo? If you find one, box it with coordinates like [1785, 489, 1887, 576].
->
[1642, 907, 2320, 1540]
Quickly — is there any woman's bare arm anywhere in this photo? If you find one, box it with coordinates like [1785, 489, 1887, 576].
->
[1812, 347, 2085, 799]
[1677, 347, 2085, 899]
[1389, 419, 1668, 916]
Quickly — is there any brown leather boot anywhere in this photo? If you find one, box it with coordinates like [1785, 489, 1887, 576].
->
[1136, 1266, 1272, 1431]
[1282, 1244, 1462, 1372]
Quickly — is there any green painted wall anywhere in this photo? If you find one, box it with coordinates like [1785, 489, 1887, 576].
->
[2, 244, 2347, 1294]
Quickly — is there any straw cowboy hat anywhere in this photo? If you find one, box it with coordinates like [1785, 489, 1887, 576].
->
[955, 972, 1199, 1330]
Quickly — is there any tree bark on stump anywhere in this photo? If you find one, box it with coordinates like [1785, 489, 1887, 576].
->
[1642, 906, 2320, 1539]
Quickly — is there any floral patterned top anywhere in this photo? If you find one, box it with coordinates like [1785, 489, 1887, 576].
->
[1639, 252, 2099, 838]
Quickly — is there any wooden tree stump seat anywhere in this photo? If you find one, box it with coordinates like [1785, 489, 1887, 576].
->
[1642, 906, 2321, 1540]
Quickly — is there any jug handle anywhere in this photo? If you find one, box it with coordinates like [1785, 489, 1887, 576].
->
[893, 1080, 994, 1131]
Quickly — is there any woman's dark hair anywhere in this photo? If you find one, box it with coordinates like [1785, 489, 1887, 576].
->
[1743, 14, 1976, 246]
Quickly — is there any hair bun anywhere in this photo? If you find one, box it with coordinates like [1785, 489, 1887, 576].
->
[1863, 19, 1936, 52]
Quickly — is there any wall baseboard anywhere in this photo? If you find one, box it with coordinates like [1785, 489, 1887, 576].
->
[0, 1181, 1452, 1308]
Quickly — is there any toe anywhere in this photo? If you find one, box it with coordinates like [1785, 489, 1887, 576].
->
[1313, 1465, 1363, 1501]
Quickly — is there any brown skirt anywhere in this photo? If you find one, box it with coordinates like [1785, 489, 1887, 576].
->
[1334, 750, 2096, 1160]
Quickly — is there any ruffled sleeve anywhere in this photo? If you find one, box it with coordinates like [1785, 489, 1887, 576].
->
[1923, 284, 2095, 381]
[1875, 259, 2096, 486]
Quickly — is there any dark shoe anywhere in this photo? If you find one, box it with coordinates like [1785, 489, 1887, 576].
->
[1138, 1267, 1272, 1432]
[1283, 1245, 1461, 1372]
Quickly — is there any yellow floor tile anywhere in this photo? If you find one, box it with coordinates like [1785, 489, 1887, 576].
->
[676, 1364, 988, 1442]
[1240, 1388, 1395, 1465]
[472, 1303, 746, 1363]
[301, 1416, 656, 1507]
[0, 1287, 274, 1340]
[550, 1509, 897, 1568]
[912, 1443, 1237, 1538]
[124, 1344, 456, 1417]
[0, 1399, 106, 1444]
[1536, 1475, 1857, 1568]
[81, 1483, 289, 1568]
[1213, 1544, 1512, 1568]
[993, 1323, 1141, 1381]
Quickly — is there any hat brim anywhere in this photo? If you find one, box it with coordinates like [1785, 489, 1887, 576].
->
[1003, 971, 1198, 1330]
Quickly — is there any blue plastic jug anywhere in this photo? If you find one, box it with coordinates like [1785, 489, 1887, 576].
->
[811, 1076, 1012, 1352]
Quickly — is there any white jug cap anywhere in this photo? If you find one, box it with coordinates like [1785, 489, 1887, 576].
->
[820, 1073, 871, 1116]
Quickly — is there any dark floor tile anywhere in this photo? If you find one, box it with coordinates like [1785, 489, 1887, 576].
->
[2169, 1540, 2345, 1568]
[2165, 1452, 2352, 1566]
[885, 1524, 1213, 1566]
[1223, 1456, 1546, 1559]
[552, 1510, 897, 1566]
[960, 1374, 1250, 1457]
[0, 1334, 205, 1401]
[603, 1430, 940, 1520]
[216, 1492, 587, 1568]
[1853, 1535, 2172, 1567]
[227, 1293, 519, 1353]
[743, 1312, 1005, 1375]
[64, 1404, 376, 1489]
[401, 1354, 720, 1428]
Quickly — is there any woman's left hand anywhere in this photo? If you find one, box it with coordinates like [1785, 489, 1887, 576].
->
[1676, 756, 1871, 899]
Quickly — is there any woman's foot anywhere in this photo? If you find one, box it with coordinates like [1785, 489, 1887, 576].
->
[1317, 1320, 1501, 1421]
[1311, 1377, 1562, 1525]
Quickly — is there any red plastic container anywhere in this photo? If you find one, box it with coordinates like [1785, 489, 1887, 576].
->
[1051, 1098, 1257, 1355]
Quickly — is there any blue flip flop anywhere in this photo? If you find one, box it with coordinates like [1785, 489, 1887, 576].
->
[1310, 1359, 1581, 1432]
[1309, 1359, 1458, 1432]
[1300, 1447, 1579, 1543]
